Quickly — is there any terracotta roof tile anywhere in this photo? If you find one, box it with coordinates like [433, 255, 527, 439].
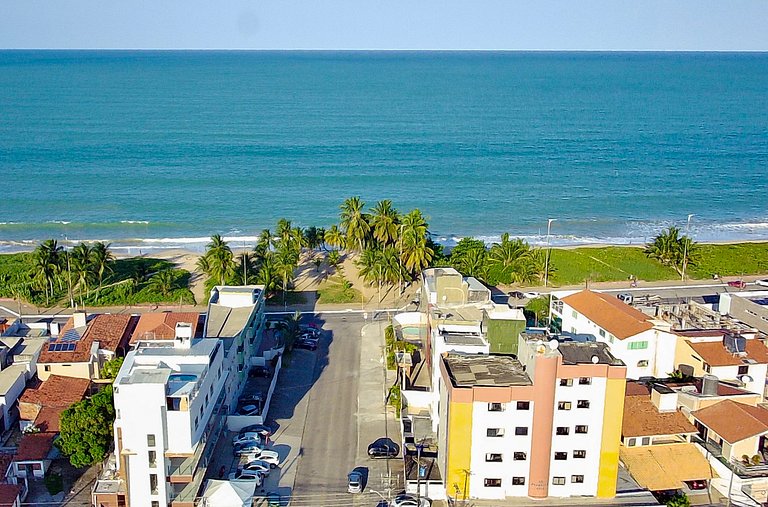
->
[16, 432, 55, 461]
[39, 314, 137, 364]
[625, 381, 652, 397]
[692, 399, 768, 443]
[686, 340, 768, 367]
[19, 375, 90, 408]
[622, 396, 697, 437]
[130, 312, 202, 344]
[561, 290, 653, 340]
[33, 406, 64, 433]
[0, 483, 20, 507]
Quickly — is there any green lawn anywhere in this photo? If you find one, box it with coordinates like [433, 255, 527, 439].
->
[687, 243, 768, 279]
[316, 276, 362, 304]
[267, 291, 307, 306]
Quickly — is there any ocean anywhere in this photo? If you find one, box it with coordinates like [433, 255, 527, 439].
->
[0, 51, 766, 253]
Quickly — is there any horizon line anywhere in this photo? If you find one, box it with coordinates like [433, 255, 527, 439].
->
[2, 48, 768, 53]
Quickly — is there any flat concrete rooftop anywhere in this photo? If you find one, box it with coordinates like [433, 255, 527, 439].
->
[443, 353, 532, 387]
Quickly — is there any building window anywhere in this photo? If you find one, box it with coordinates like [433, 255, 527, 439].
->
[166, 397, 181, 411]
[598, 329, 606, 338]
[579, 377, 591, 385]
[637, 360, 649, 368]
[552, 477, 566, 485]
[556, 427, 569, 436]
[148, 451, 156, 468]
[628, 341, 648, 350]
[703, 363, 711, 373]
[147, 434, 156, 447]
[487, 428, 504, 438]
[512, 477, 526, 485]
[626, 438, 636, 447]
[484, 478, 502, 487]
[485, 453, 503, 462]
[609, 334, 615, 343]
[149, 474, 158, 495]
[574, 450, 586, 458]
[642, 436, 651, 445]
[738, 365, 749, 376]
[44, 365, 51, 372]
[514, 452, 527, 461]
[516, 401, 530, 410]
[515, 427, 528, 436]
[554, 452, 568, 460]
[488, 403, 504, 412]
[560, 378, 573, 387]
[572, 475, 585, 483]
[577, 400, 590, 409]
[558, 401, 571, 410]
[575, 425, 588, 434]
[152, 502, 159, 507]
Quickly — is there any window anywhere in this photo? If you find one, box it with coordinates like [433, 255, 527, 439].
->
[485, 453, 503, 462]
[628, 341, 648, 350]
[575, 425, 588, 434]
[487, 428, 504, 438]
[574, 450, 586, 459]
[515, 427, 528, 436]
[609, 334, 615, 343]
[166, 397, 181, 411]
[637, 360, 649, 368]
[598, 329, 606, 338]
[571, 310, 578, 319]
[44, 365, 51, 372]
[484, 478, 502, 487]
[147, 434, 156, 447]
[152, 502, 160, 507]
[149, 474, 158, 494]
[579, 377, 591, 385]
[739, 365, 749, 376]
[488, 403, 504, 412]
[554, 452, 568, 460]
[641, 436, 651, 445]
[558, 401, 571, 410]
[552, 477, 566, 485]
[626, 437, 636, 447]
[703, 363, 711, 373]
[516, 401, 530, 410]
[556, 426, 569, 435]
[512, 477, 525, 485]
[560, 378, 573, 387]
[514, 452, 527, 461]
[572, 475, 584, 483]
[577, 400, 590, 409]
[148, 451, 156, 468]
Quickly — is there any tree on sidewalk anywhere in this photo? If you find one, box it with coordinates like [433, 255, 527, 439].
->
[56, 386, 115, 467]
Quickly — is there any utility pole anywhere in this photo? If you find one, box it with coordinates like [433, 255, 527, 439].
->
[544, 218, 556, 287]
[682, 214, 694, 281]
[399, 223, 405, 299]
[64, 235, 74, 309]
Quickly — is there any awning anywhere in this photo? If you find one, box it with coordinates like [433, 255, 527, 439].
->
[620, 443, 715, 491]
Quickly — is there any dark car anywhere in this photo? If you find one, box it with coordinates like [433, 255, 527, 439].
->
[240, 423, 274, 437]
[295, 338, 318, 351]
[367, 438, 400, 459]
[249, 365, 270, 378]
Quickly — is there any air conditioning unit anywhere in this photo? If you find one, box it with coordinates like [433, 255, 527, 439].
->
[739, 374, 754, 384]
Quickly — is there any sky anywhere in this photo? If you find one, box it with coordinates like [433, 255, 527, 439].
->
[1, 0, 767, 51]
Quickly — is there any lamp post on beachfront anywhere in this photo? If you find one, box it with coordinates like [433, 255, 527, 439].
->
[62, 235, 74, 309]
[398, 223, 405, 300]
[682, 214, 694, 281]
[544, 218, 556, 287]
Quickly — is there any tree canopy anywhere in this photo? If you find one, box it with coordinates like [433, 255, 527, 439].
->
[56, 386, 116, 468]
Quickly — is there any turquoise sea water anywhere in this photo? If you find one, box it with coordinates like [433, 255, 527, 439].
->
[0, 51, 766, 253]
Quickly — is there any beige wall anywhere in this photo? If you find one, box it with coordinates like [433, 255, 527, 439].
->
[37, 361, 94, 381]
[729, 437, 760, 462]
[435, 275, 467, 305]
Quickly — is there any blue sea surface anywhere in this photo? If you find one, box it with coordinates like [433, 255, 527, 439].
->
[0, 51, 766, 252]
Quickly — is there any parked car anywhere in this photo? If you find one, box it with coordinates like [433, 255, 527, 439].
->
[240, 423, 274, 437]
[241, 459, 272, 475]
[347, 471, 363, 493]
[616, 292, 633, 304]
[233, 442, 264, 456]
[390, 494, 431, 506]
[228, 470, 263, 485]
[266, 492, 282, 507]
[295, 338, 318, 351]
[507, 291, 525, 299]
[522, 291, 541, 299]
[300, 326, 321, 337]
[367, 438, 400, 459]
[242, 449, 280, 467]
[728, 280, 747, 289]
[249, 365, 270, 378]
[239, 393, 263, 404]
[237, 404, 261, 416]
[233, 432, 263, 446]
[756, 279, 768, 287]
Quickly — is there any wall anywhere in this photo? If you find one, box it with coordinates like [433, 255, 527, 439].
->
[712, 364, 768, 397]
[596, 377, 625, 498]
[0, 367, 27, 432]
[38, 361, 93, 381]
[227, 355, 281, 432]
[721, 293, 768, 335]
[445, 397, 472, 500]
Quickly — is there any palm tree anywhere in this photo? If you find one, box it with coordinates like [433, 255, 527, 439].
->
[237, 252, 258, 285]
[488, 234, 533, 284]
[90, 242, 114, 299]
[276, 311, 302, 351]
[339, 197, 371, 252]
[150, 270, 177, 297]
[370, 200, 400, 247]
[274, 245, 299, 306]
[324, 225, 346, 250]
[203, 234, 236, 285]
[70, 243, 93, 306]
[327, 250, 342, 270]
[256, 254, 279, 295]
[276, 219, 293, 246]
[303, 227, 324, 251]
[645, 226, 697, 275]
[357, 248, 384, 287]
[32, 239, 63, 304]
[399, 209, 433, 278]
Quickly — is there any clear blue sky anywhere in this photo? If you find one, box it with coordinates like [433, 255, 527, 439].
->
[1, 0, 766, 50]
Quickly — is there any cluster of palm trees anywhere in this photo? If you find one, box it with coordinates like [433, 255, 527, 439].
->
[644, 226, 699, 276]
[31, 239, 115, 305]
[448, 233, 551, 286]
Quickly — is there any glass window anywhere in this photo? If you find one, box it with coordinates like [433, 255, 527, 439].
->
[574, 450, 586, 458]
[485, 453, 503, 462]
[147, 434, 156, 447]
[627, 437, 636, 447]
[558, 401, 571, 410]
[598, 329, 606, 337]
[514, 452, 527, 461]
[516, 401, 530, 410]
[488, 403, 504, 412]
[149, 474, 158, 494]
[560, 378, 573, 387]
[579, 377, 591, 385]
[484, 478, 502, 487]
[552, 477, 566, 485]
[512, 477, 525, 485]
[152, 502, 159, 507]
[148, 451, 156, 468]
[572, 475, 585, 483]
[738, 365, 749, 376]
[556, 427, 569, 436]
[703, 363, 711, 373]
[628, 341, 648, 350]
[515, 427, 528, 436]
[487, 428, 504, 437]
[575, 425, 588, 434]
[637, 360, 649, 368]
[642, 436, 651, 445]
[554, 452, 568, 460]
[577, 400, 590, 409]
[571, 310, 578, 319]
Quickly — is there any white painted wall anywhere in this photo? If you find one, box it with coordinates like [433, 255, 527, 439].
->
[711, 363, 768, 396]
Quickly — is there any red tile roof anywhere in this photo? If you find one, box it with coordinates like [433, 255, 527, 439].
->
[39, 314, 137, 364]
[130, 312, 202, 344]
[0, 483, 20, 507]
[686, 340, 768, 367]
[693, 400, 768, 443]
[33, 406, 64, 433]
[622, 396, 698, 437]
[19, 375, 90, 408]
[16, 432, 55, 461]
[561, 290, 653, 340]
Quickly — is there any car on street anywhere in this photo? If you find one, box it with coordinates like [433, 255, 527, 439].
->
[616, 292, 633, 304]
[232, 432, 263, 446]
[249, 365, 270, 378]
[390, 494, 431, 506]
[228, 470, 263, 485]
[507, 291, 525, 299]
[266, 492, 282, 507]
[240, 424, 273, 437]
[756, 279, 768, 287]
[367, 438, 400, 458]
[233, 442, 264, 456]
[295, 337, 318, 351]
[300, 326, 321, 337]
[237, 404, 261, 416]
[347, 471, 363, 493]
[727, 280, 747, 289]
[522, 291, 541, 299]
[242, 449, 280, 467]
[240, 459, 272, 475]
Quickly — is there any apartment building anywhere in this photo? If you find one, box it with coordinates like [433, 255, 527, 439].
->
[720, 290, 768, 335]
[437, 338, 626, 501]
[129, 312, 203, 348]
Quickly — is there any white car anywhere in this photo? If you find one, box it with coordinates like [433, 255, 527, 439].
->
[390, 494, 431, 507]
[522, 291, 541, 299]
[241, 459, 271, 475]
[756, 279, 768, 287]
[228, 470, 263, 486]
[232, 432, 263, 446]
[237, 404, 260, 416]
[241, 449, 280, 467]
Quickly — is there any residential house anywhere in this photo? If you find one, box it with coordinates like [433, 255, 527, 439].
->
[0, 366, 28, 432]
[129, 312, 203, 348]
[0, 483, 22, 507]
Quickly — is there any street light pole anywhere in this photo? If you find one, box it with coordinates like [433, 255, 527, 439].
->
[544, 218, 556, 287]
[399, 223, 405, 298]
[63, 235, 74, 309]
[682, 214, 694, 281]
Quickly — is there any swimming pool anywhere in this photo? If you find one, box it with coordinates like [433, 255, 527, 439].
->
[168, 374, 198, 383]
[400, 326, 423, 338]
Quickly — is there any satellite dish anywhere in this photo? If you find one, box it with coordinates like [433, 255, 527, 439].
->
[548, 339, 559, 350]
[591, 355, 600, 364]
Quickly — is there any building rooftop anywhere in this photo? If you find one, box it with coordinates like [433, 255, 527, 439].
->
[130, 312, 203, 344]
[692, 399, 768, 443]
[561, 289, 653, 339]
[33, 406, 64, 433]
[443, 353, 532, 387]
[619, 443, 713, 491]
[0, 364, 26, 396]
[622, 396, 697, 438]
[686, 339, 768, 367]
[19, 375, 90, 408]
[557, 340, 624, 366]
[440, 331, 486, 347]
[205, 306, 254, 339]
[16, 432, 55, 461]
[0, 483, 21, 507]
[39, 314, 137, 364]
